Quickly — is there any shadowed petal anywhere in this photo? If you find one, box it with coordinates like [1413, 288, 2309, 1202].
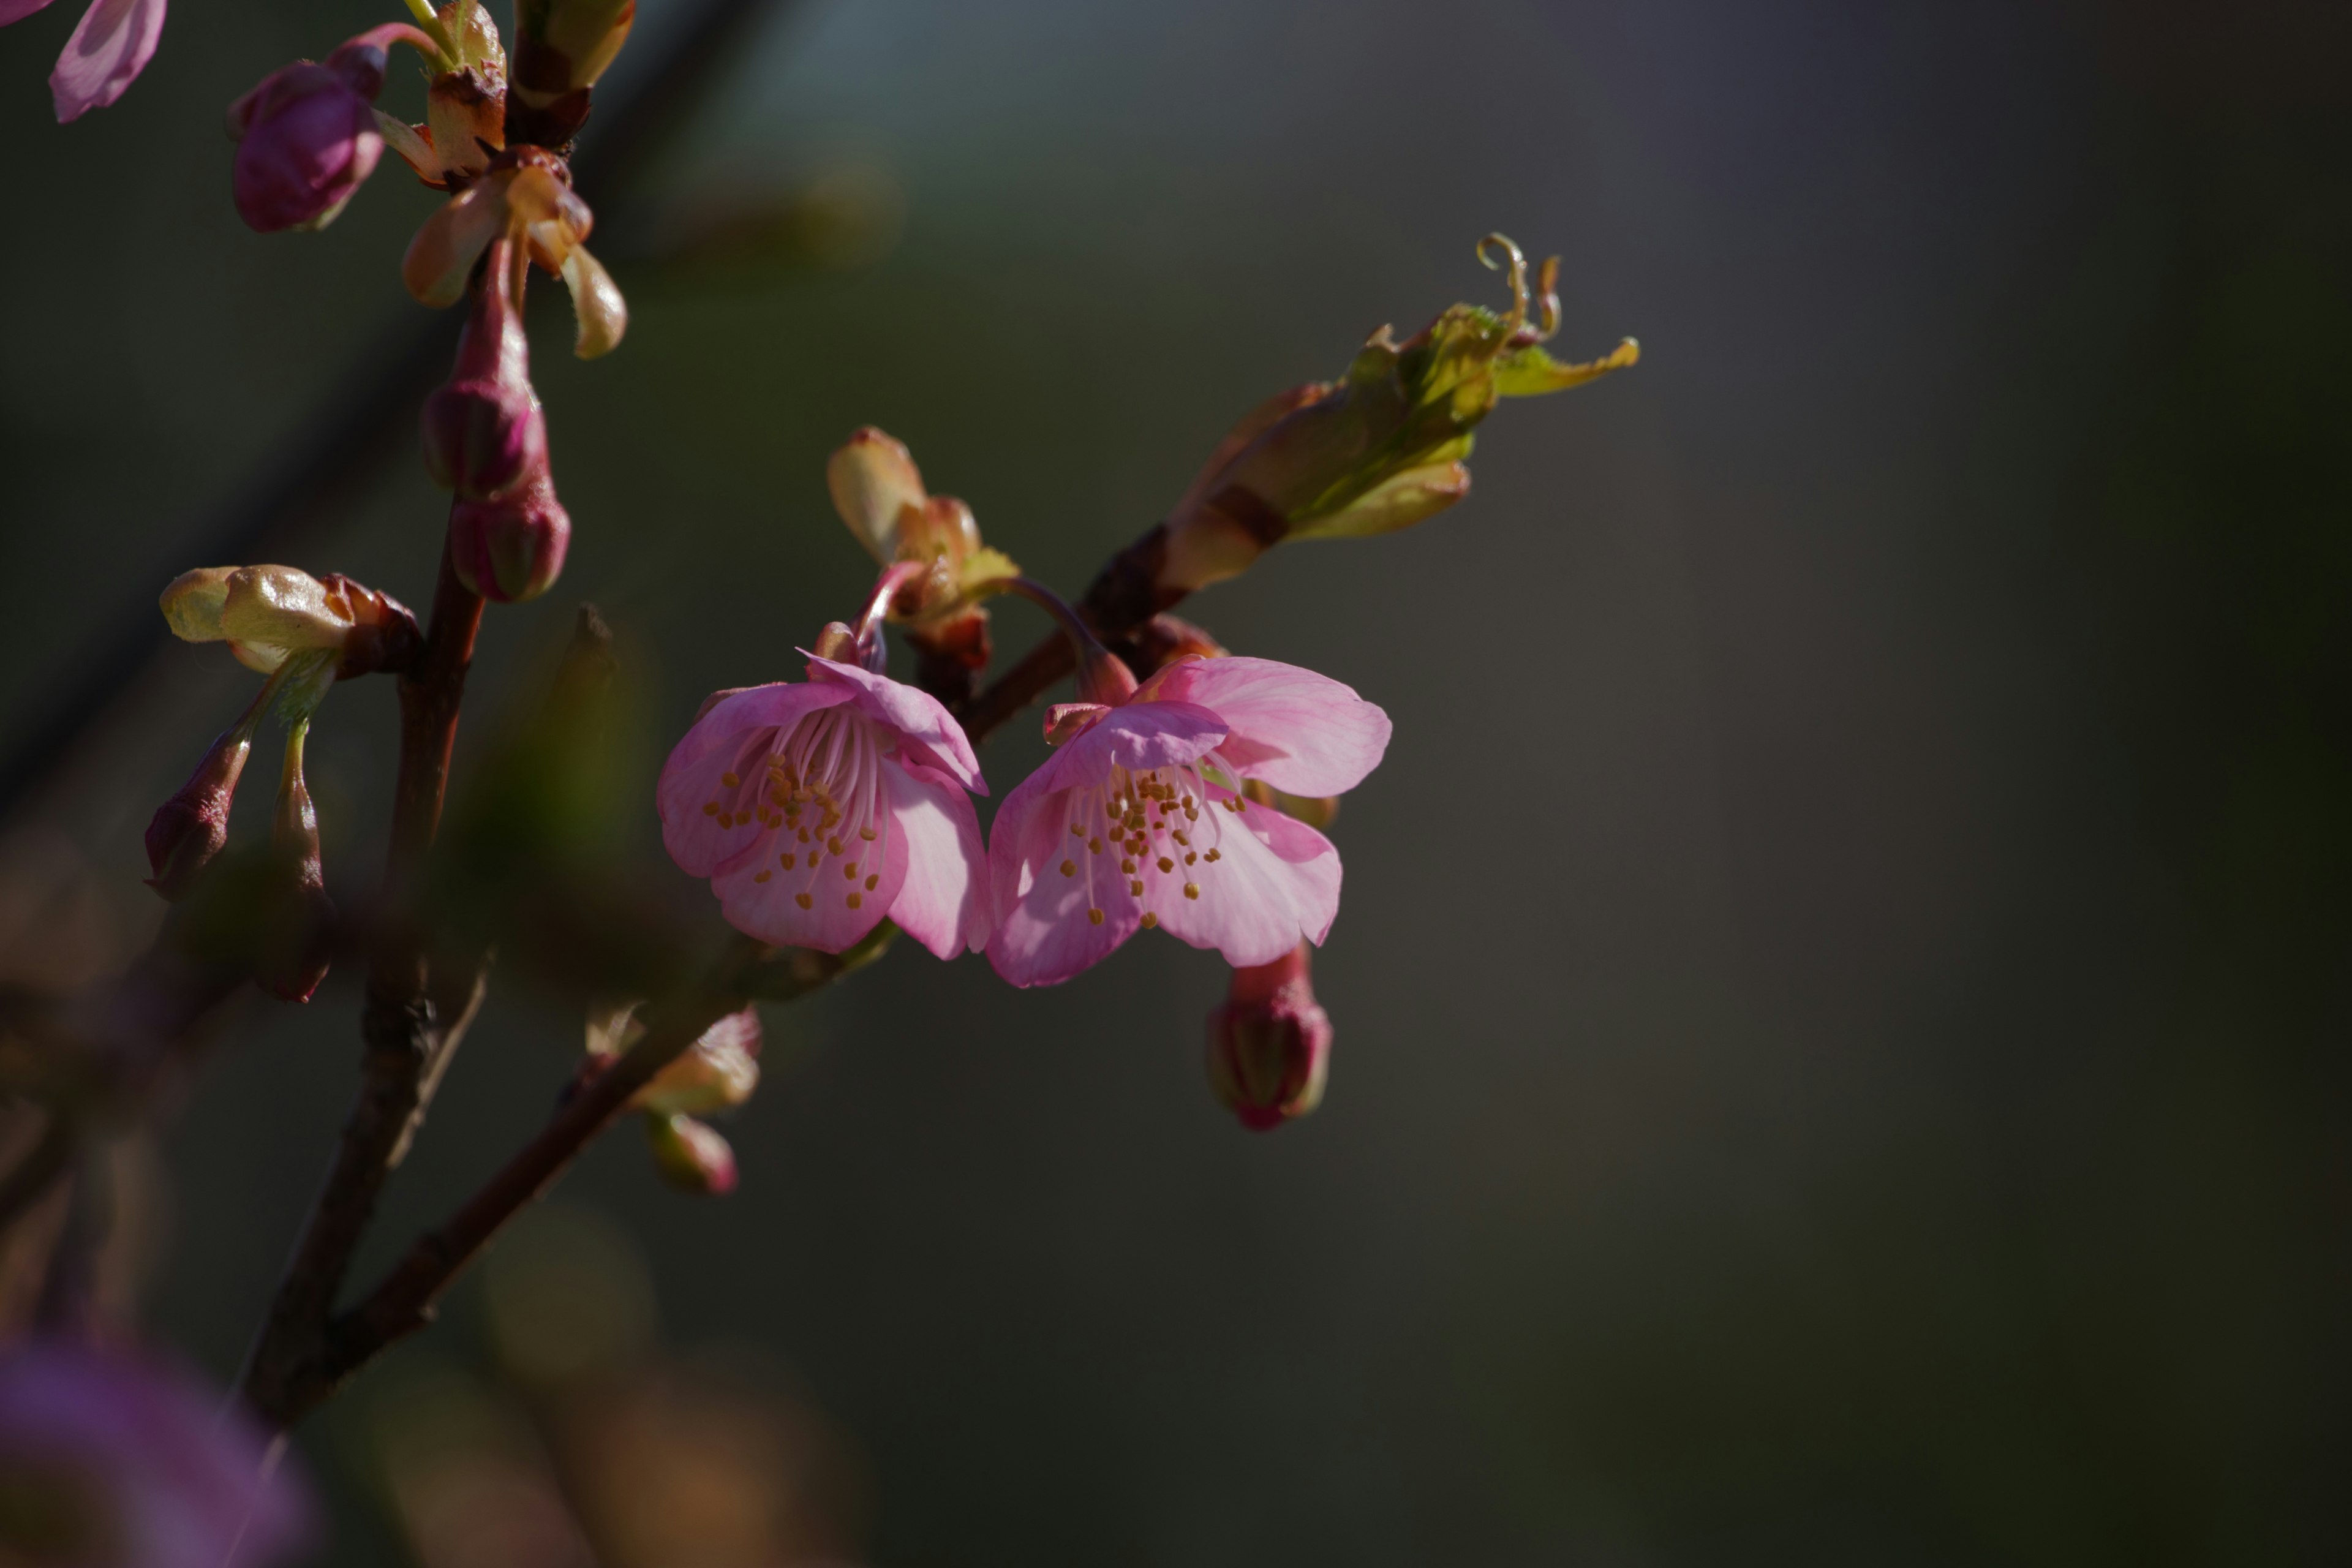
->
[1144, 782, 1341, 967]
[804, 652, 985, 791]
[1141, 656, 1390, 797]
[882, 758, 990, 959]
[49, 0, 164, 121]
[985, 773, 1140, 987]
[713, 805, 905, 954]
[0, 0, 62, 26]
[657, 684, 854, 876]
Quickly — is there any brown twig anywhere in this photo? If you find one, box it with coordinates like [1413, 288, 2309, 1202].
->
[239, 545, 483, 1420]
[957, 520, 1180, 737]
[252, 934, 883, 1423]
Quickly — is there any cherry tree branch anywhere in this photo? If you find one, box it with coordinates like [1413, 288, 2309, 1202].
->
[239, 546, 483, 1420]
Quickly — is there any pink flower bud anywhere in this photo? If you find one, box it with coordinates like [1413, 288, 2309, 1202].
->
[229, 51, 385, 234]
[1205, 943, 1332, 1131]
[450, 470, 571, 603]
[143, 725, 253, 901]
[644, 1113, 737, 1195]
[421, 266, 548, 500]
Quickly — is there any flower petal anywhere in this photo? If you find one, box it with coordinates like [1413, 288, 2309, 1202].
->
[48, 0, 164, 122]
[881, 757, 990, 959]
[401, 174, 511, 307]
[0, 0, 62, 26]
[984, 772, 1140, 987]
[218, 565, 353, 651]
[657, 683, 854, 877]
[712, 804, 905, 954]
[560, 243, 627, 359]
[1145, 780, 1341, 967]
[803, 652, 985, 793]
[1139, 656, 1390, 797]
[1027, 700, 1227, 799]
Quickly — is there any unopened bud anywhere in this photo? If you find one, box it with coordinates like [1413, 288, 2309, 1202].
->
[226, 24, 426, 233]
[144, 726, 253, 901]
[511, 0, 635, 144]
[1205, 943, 1332, 1131]
[165, 565, 417, 677]
[644, 1112, 736, 1195]
[450, 470, 571, 602]
[256, 724, 334, 1003]
[421, 267, 547, 500]
[638, 1007, 762, 1118]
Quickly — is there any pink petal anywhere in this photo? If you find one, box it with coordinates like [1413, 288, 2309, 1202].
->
[984, 772, 1141, 987]
[656, 683, 853, 876]
[1032, 700, 1229, 795]
[881, 757, 990, 959]
[1144, 782, 1341, 967]
[1140, 656, 1391, 797]
[802, 652, 986, 793]
[0, 0, 61, 27]
[712, 802, 904, 954]
[48, 0, 164, 121]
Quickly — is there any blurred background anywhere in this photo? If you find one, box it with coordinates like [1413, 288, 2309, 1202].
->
[3, 0, 2350, 1561]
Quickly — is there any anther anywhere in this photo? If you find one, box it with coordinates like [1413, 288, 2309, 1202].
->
[1071, 823, 1084, 837]
[1129, 878, 1144, 895]
[827, 835, 843, 854]
[795, 892, 813, 910]
[1183, 882, 1199, 899]
[844, 862, 859, 880]
[1158, 858, 1174, 873]
[865, 873, 879, 891]
[1185, 852, 1197, 865]
[1121, 858, 1136, 874]
[781, 853, 796, 869]
[1088, 908, 1104, 925]
[861, 826, 877, 841]
[753, 870, 771, 883]
[1140, 911, 1158, 929]
[702, 801, 719, 816]
[847, 892, 862, 908]
[1061, 859, 1076, 876]
[722, 771, 740, 788]
[1089, 837, 1103, 854]
[1205, 849, 1221, 862]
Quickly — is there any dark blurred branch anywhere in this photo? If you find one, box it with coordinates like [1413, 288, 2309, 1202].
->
[0, 0, 807, 828]
[0, 1117, 72, 1239]
[253, 930, 888, 1426]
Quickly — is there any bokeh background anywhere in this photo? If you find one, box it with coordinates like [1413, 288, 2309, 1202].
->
[3, 0, 2350, 1561]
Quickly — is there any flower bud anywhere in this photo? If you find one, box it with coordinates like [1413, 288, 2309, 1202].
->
[421, 264, 547, 500]
[644, 1112, 736, 1196]
[256, 724, 335, 1003]
[167, 564, 418, 677]
[826, 429, 1016, 620]
[227, 31, 405, 233]
[511, 0, 635, 145]
[144, 725, 253, 901]
[592, 1004, 764, 1119]
[450, 470, 571, 602]
[1205, 943, 1332, 1131]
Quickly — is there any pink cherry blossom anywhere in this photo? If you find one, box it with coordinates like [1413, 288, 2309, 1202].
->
[986, 655, 1390, 987]
[659, 653, 990, 959]
[0, 0, 168, 123]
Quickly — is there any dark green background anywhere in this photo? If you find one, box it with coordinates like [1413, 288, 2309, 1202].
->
[2, 0, 2347, 1561]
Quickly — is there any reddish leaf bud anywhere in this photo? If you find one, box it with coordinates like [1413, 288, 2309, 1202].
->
[421, 266, 548, 500]
[143, 725, 253, 901]
[644, 1113, 737, 1196]
[1205, 943, 1332, 1131]
[450, 470, 571, 603]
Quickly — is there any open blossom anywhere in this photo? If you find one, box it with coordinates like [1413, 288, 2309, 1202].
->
[1, 0, 166, 124]
[986, 655, 1390, 987]
[658, 654, 990, 959]
[0, 1341, 310, 1566]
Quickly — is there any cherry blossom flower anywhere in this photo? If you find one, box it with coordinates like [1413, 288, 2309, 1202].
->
[658, 653, 990, 960]
[986, 654, 1390, 987]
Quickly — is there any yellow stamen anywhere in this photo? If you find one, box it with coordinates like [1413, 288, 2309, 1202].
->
[847, 892, 862, 908]
[1183, 883, 1199, 899]
[1088, 908, 1104, 925]
[1061, 859, 1076, 876]
[1140, 911, 1158, 929]
[795, 892, 813, 910]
